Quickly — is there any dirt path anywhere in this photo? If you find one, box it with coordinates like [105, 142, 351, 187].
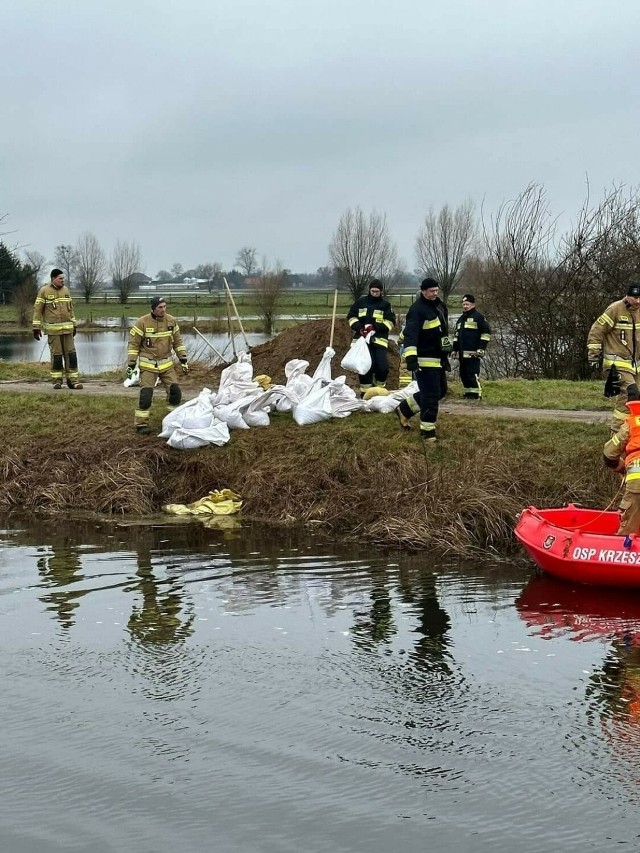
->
[0, 378, 610, 424]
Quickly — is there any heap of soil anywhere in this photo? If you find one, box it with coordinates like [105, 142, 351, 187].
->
[202, 318, 401, 390]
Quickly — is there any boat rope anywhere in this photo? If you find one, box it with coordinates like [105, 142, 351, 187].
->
[571, 476, 627, 531]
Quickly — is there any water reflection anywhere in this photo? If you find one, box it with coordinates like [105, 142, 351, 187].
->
[125, 537, 195, 648]
[0, 330, 270, 374]
[36, 536, 84, 630]
[3, 519, 640, 851]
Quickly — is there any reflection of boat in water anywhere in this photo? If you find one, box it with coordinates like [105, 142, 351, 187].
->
[514, 504, 640, 588]
[516, 575, 640, 644]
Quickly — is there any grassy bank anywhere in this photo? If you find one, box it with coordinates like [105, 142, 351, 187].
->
[0, 388, 615, 556]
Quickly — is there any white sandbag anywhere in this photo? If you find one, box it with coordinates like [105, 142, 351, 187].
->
[311, 347, 335, 383]
[158, 389, 216, 438]
[293, 383, 333, 426]
[243, 387, 293, 427]
[167, 421, 230, 450]
[283, 358, 313, 403]
[364, 394, 401, 414]
[213, 402, 250, 430]
[326, 377, 363, 417]
[216, 354, 256, 403]
[340, 335, 372, 374]
[285, 359, 310, 379]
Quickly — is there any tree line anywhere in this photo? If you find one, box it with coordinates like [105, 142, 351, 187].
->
[3, 181, 640, 377]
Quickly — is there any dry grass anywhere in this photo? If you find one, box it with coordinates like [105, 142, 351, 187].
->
[0, 389, 616, 556]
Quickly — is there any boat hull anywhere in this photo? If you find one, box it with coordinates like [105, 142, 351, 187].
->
[514, 504, 640, 588]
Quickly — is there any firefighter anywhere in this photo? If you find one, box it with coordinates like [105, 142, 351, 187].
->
[126, 296, 189, 434]
[588, 282, 640, 432]
[452, 293, 491, 400]
[32, 268, 82, 389]
[393, 278, 451, 442]
[346, 279, 396, 396]
[603, 383, 640, 534]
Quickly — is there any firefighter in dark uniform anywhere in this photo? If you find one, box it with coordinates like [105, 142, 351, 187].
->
[452, 293, 491, 399]
[394, 278, 451, 442]
[346, 279, 396, 396]
[127, 296, 189, 434]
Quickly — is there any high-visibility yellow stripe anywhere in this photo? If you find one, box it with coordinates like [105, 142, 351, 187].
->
[417, 358, 442, 368]
[422, 318, 441, 330]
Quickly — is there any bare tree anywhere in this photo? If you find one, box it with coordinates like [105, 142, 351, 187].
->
[54, 244, 79, 288]
[235, 246, 258, 277]
[75, 232, 107, 303]
[171, 262, 184, 280]
[480, 182, 640, 379]
[329, 207, 401, 299]
[252, 258, 288, 334]
[195, 261, 223, 292]
[110, 240, 142, 304]
[24, 250, 47, 285]
[414, 200, 476, 305]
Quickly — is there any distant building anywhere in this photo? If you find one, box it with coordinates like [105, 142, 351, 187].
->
[127, 272, 153, 288]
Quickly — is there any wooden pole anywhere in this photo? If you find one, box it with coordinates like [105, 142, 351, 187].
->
[329, 288, 339, 348]
[225, 289, 237, 358]
[223, 277, 250, 350]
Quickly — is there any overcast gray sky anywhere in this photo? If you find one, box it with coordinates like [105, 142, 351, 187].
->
[3, 0, 639, 277]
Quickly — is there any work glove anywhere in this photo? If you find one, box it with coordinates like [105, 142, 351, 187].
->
[476, 349, 485, 358]
[588, 356, 602, 372]
[362, 324, 375, 337]
[374, 322, 387, 336]
[352, 321, 363, 335]
[180, 360, 190, 374]
[32, 329, 41, 341]
[405, 355, 419, 372]
[126, 365, 136, 380]
[440, 336, 453, 354]
[72, 326, 77, 337]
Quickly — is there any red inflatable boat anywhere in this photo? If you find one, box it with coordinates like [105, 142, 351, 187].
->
[515, 504, 640, 588]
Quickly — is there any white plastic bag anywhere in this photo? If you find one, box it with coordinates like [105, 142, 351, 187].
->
[123, 366, 140, 388]
[340, 335, 372, 375]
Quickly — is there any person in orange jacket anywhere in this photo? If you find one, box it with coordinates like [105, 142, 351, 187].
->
[603, 383, 640, 534]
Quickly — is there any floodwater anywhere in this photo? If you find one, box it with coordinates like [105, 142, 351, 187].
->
[2, 516, 640, 852]
[0, 331, 270, 375]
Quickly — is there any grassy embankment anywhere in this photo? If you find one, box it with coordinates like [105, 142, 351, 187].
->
[0, 377, 617, 556]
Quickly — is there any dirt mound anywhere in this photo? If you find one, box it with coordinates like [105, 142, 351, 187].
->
[201, 318, 400, 390]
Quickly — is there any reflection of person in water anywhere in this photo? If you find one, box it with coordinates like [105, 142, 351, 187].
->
[350, 567, 454, 681]
[37, 537, 85, 630]
[588, 640, 640, 734]
[402, 571, 453, 679]
[126, 539, 195, 647]
[350, 578, 396, 649]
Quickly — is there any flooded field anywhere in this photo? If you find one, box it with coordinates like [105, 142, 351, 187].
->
[2, 515, 640, 852]
[0, 331, 270, 375]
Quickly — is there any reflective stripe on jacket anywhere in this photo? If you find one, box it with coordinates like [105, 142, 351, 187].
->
[128, 312, 187, 373]
[453, 307, 491, 357]
[32, 284, 76, 335]
[588, 299, 640, 369]
[346, 294, 396, 347]
[401, 294, 449, 367]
